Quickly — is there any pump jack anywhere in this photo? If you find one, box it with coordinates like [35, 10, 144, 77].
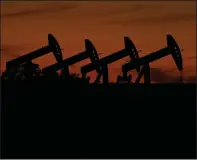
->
[42, 39, 101, 82]
[120, 34, 183, 84]
[4, 34, 63, 80]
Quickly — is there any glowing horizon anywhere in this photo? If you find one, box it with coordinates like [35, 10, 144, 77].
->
[1, 1, 196, 83]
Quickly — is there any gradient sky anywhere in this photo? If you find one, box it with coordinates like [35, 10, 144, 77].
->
[1, 1, 196, 83]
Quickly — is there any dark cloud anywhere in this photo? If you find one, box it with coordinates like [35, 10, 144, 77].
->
[140, 13, 196, 23]
[2, 4, 77, 18]
[111, 66, 185, 83]
[186, 76, 196, 83]
[150, 68, 196, 83]
[187, 56, 196, 59]
[100, 4, 165, 16]
[109, 13, 196, 26]
[150, 68, 180, 83]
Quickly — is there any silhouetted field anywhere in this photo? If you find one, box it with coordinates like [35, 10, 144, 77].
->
[1, 77, 196, 159]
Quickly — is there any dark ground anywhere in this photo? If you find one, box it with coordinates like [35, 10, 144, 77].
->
[1, 82, 196, 159]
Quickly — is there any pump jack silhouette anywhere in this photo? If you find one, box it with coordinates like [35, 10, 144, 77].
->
[42, 39, 101, 82]
[121, 34, 183, 82]
[6, 34, 63, 72]
[3, 34, 63, 81]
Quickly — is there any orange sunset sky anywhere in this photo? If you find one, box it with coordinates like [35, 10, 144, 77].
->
[1, 1, 196, 83]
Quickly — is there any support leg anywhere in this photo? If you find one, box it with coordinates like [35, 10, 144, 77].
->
[94, 69, 103, 84]
[144, 63, 150, 84]
[135, 63, 151, 84]
[103, 65, 109, 84]
[135, 67, 145, 84]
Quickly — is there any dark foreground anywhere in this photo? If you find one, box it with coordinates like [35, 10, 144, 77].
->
[1, 83, 196, 159]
